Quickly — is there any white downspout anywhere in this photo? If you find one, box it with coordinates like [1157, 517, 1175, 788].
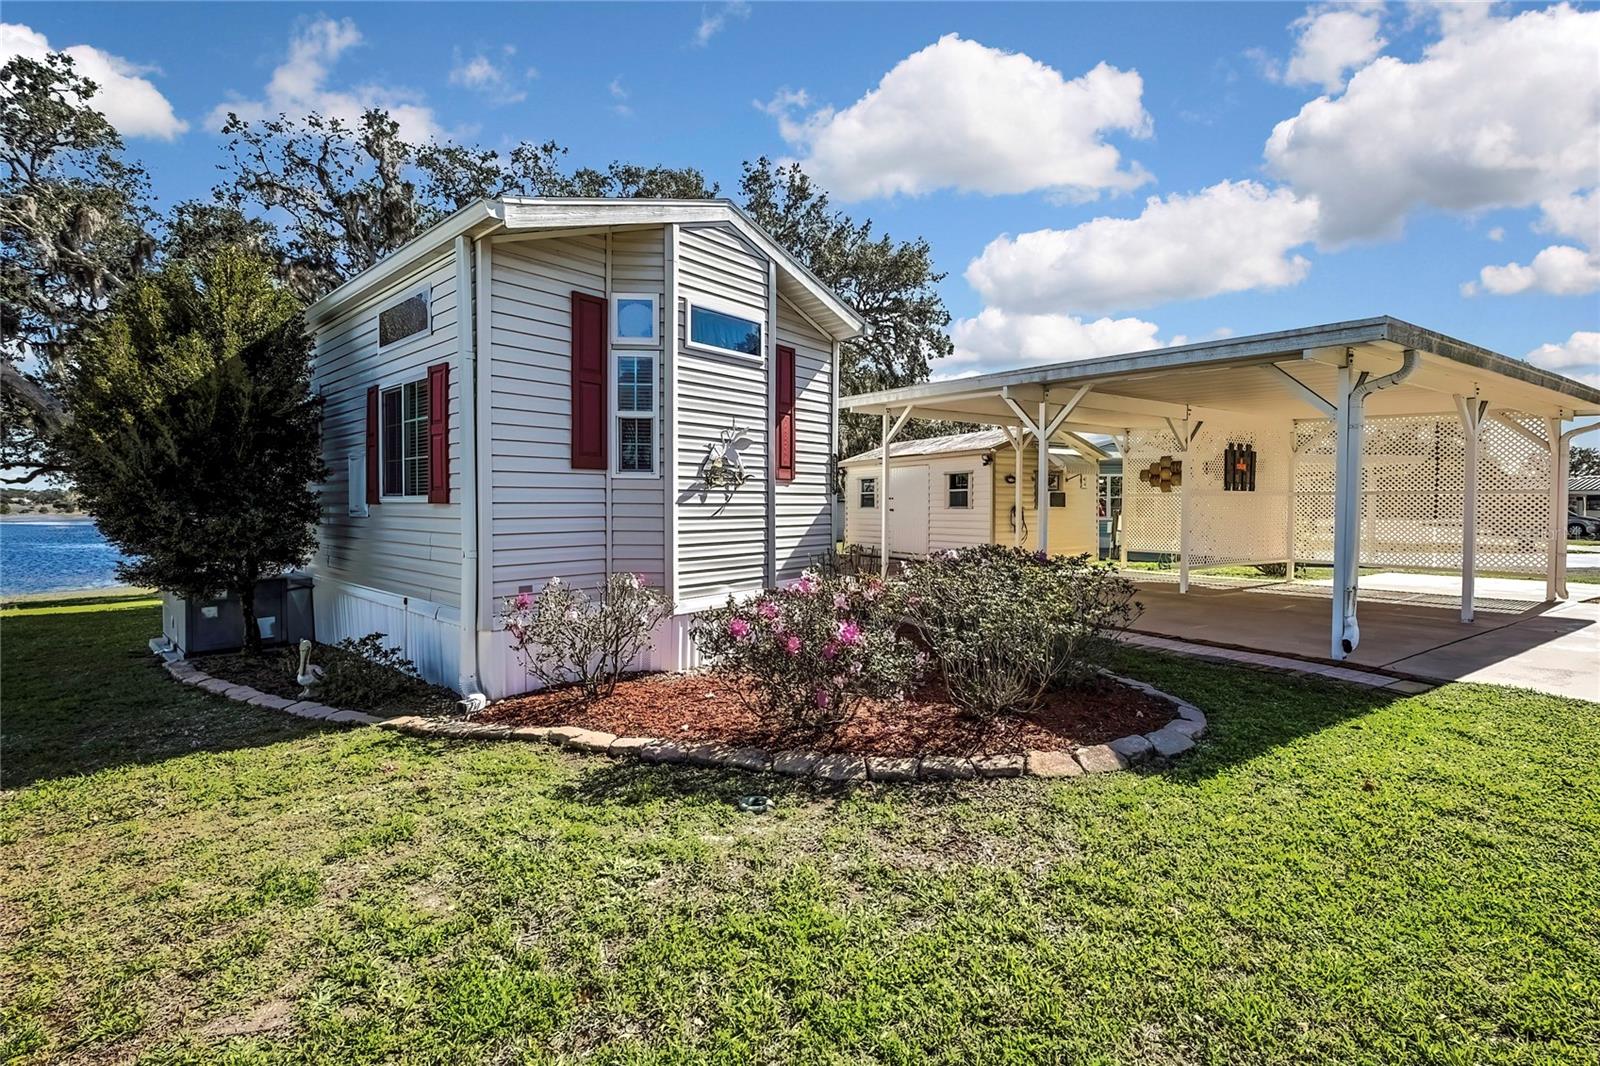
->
[1331, 348, 1418, 658]
[454, 233, 486, 708]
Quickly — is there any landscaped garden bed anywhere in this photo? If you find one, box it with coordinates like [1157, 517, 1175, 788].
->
[197, 636, 458, 717]
[480, 670, 1177, 757]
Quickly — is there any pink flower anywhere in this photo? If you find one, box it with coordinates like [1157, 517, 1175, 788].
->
[813, 687, 831, 709]
[821, 641, 840, 660]
[728, 618, 751, 640]
[833, 592, 849, 610]
[836, 620, 862, 646]
[792, 576, 818, 595]
[783, 634, 802, 656]
[513, 591, 532, 611]
[757, 600, 780, 620]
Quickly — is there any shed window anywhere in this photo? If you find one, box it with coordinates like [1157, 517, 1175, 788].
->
[378, 290, 430, 348]
[689, 302, 762, 357]
[1048, 472, 1067, 509]
[615, 352, 656, 474]
[947, 472, 971, 509]
[381, 379, 430, 497]
[859, 477, 877, 508]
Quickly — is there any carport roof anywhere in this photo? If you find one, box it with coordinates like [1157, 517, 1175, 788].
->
[842, 317, 1600, 432]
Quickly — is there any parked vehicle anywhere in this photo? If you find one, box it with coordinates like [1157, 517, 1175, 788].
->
[1569, 512, 1600, 538]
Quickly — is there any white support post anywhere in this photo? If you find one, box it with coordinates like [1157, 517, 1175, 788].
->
[1115, 432, 1129, 567]
[1546, 417, 1565, 602]
[1455, 395, 1486, 623]
[877, 405, 915, 576]
[1329, 348, 1419, 659]
[1010, 428, 1025, 546]
[1037, 398, 1052, 553]
[879, 411, 890, 575]
[1331, 364, 1355, 658]
[1546, 420, 1599, 601]
[1285, 427, 1298, 583]
[1177, 418, 1191, 593]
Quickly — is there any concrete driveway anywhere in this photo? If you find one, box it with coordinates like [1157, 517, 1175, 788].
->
[1128, 574, 1600, 702]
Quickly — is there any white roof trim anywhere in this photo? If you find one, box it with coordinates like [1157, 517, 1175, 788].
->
[306, 201, 504, 325]
[307, 197, 866, 340]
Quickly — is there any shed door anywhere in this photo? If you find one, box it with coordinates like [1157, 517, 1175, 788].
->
[889, 466, 930, 556]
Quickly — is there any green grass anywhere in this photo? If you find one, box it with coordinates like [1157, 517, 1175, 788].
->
[3, 603, 1598, 1064]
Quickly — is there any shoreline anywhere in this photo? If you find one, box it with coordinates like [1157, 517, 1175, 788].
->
[1, 585, 155, 607]
[0, 513, 94, 522]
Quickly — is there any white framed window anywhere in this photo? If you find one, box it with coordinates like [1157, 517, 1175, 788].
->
[859, 477, 877, 508]
[611, 292, 659, 346]
[947, 471, 971, 509]
[377, 286, 432, 350]
[380, 378, 431, 498]
[686, 296, 763, 359]
[613, 350, 657, 475]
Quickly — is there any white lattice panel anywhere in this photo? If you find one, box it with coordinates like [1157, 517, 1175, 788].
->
[1292, 413, 1551, 573]
[1122, 427, 1181, 557]
[1185, 419, 1292, 567]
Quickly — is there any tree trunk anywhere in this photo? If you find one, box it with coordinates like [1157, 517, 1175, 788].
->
[239, 580, 262, 653]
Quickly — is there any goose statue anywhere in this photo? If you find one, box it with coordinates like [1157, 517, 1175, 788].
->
[295, 638, 324, 697]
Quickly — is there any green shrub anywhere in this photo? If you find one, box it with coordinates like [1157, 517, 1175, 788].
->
[895, 546, 1141, 719]
[693, 572, 922, 729]
[314, 633, 425, 709]
[499, 572, 673, 700]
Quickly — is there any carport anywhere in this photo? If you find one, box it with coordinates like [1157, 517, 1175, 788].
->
[841, 317, 1600, 663]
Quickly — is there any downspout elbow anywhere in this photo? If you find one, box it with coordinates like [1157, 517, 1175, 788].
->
[1354, 348, 1419, 401]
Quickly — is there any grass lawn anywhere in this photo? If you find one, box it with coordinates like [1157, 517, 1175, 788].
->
[3, 600, 1598, 1064]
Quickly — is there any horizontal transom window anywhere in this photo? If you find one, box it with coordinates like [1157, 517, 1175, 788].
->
[689, 302, 762, 357]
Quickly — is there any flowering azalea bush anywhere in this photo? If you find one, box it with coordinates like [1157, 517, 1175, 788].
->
[500, 572, 673, 699]
[894, 545, 1141, 719]
[693, 571, 921, 728]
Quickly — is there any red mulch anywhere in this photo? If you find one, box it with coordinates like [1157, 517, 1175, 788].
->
[480, 672, 1175, 758]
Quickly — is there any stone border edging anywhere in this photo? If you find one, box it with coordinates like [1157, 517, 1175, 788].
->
[155, 645, 1205, 781]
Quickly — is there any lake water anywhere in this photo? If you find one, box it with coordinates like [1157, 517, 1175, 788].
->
[0, 519, 134, 596]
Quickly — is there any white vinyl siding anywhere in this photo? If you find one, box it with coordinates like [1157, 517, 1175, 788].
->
[311, 250, 461, 608]
[486, 234, 610, 598]
[675, 224, 771, 602]
[774, 298, 835, 580]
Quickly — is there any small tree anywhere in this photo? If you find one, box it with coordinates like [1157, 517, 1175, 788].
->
[61, 249, 324, 649]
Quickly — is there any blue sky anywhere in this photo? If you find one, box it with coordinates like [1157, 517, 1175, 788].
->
[5, 1, 1598, 388]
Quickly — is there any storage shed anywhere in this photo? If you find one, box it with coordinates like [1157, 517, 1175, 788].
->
[839, 429, 1099, 557]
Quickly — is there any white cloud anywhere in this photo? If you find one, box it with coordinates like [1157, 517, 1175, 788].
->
[206, 16, 440, 141]
[765, 34, 1152, 202]
[1535, 190, 1599, 250]
[966, 180, 1320, 316]
[1282, 4, 1387, 92]
[1468, 245, 1600, 297]
[949, 309, 1168, 376]
[694, 1, 749, 47]
[1464, 190, 1600, 297]
[1525, 332, 1600, 388]
[609, 77, 632, 117]
[1487, 227, 1505, 242]
[449, 45, 528, 105]
[1265, 4, 1600, 244]
[1, 22, 187, 139]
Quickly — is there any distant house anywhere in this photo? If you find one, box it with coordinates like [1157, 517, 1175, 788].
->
[302, 199, 865, 698]
[839, 429, 1101, 558]
[1571, 474, 1600, 520]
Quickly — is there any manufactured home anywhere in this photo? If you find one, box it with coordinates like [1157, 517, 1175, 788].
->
[840, 429, 1100, 558]
[301, 199, 864, 699]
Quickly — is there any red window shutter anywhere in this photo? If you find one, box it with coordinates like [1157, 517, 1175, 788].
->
[570, 291, 607, 470]
[775, 344, 796, 483]
[427, 362, 450, 503]
[365, 385, 380, 506]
